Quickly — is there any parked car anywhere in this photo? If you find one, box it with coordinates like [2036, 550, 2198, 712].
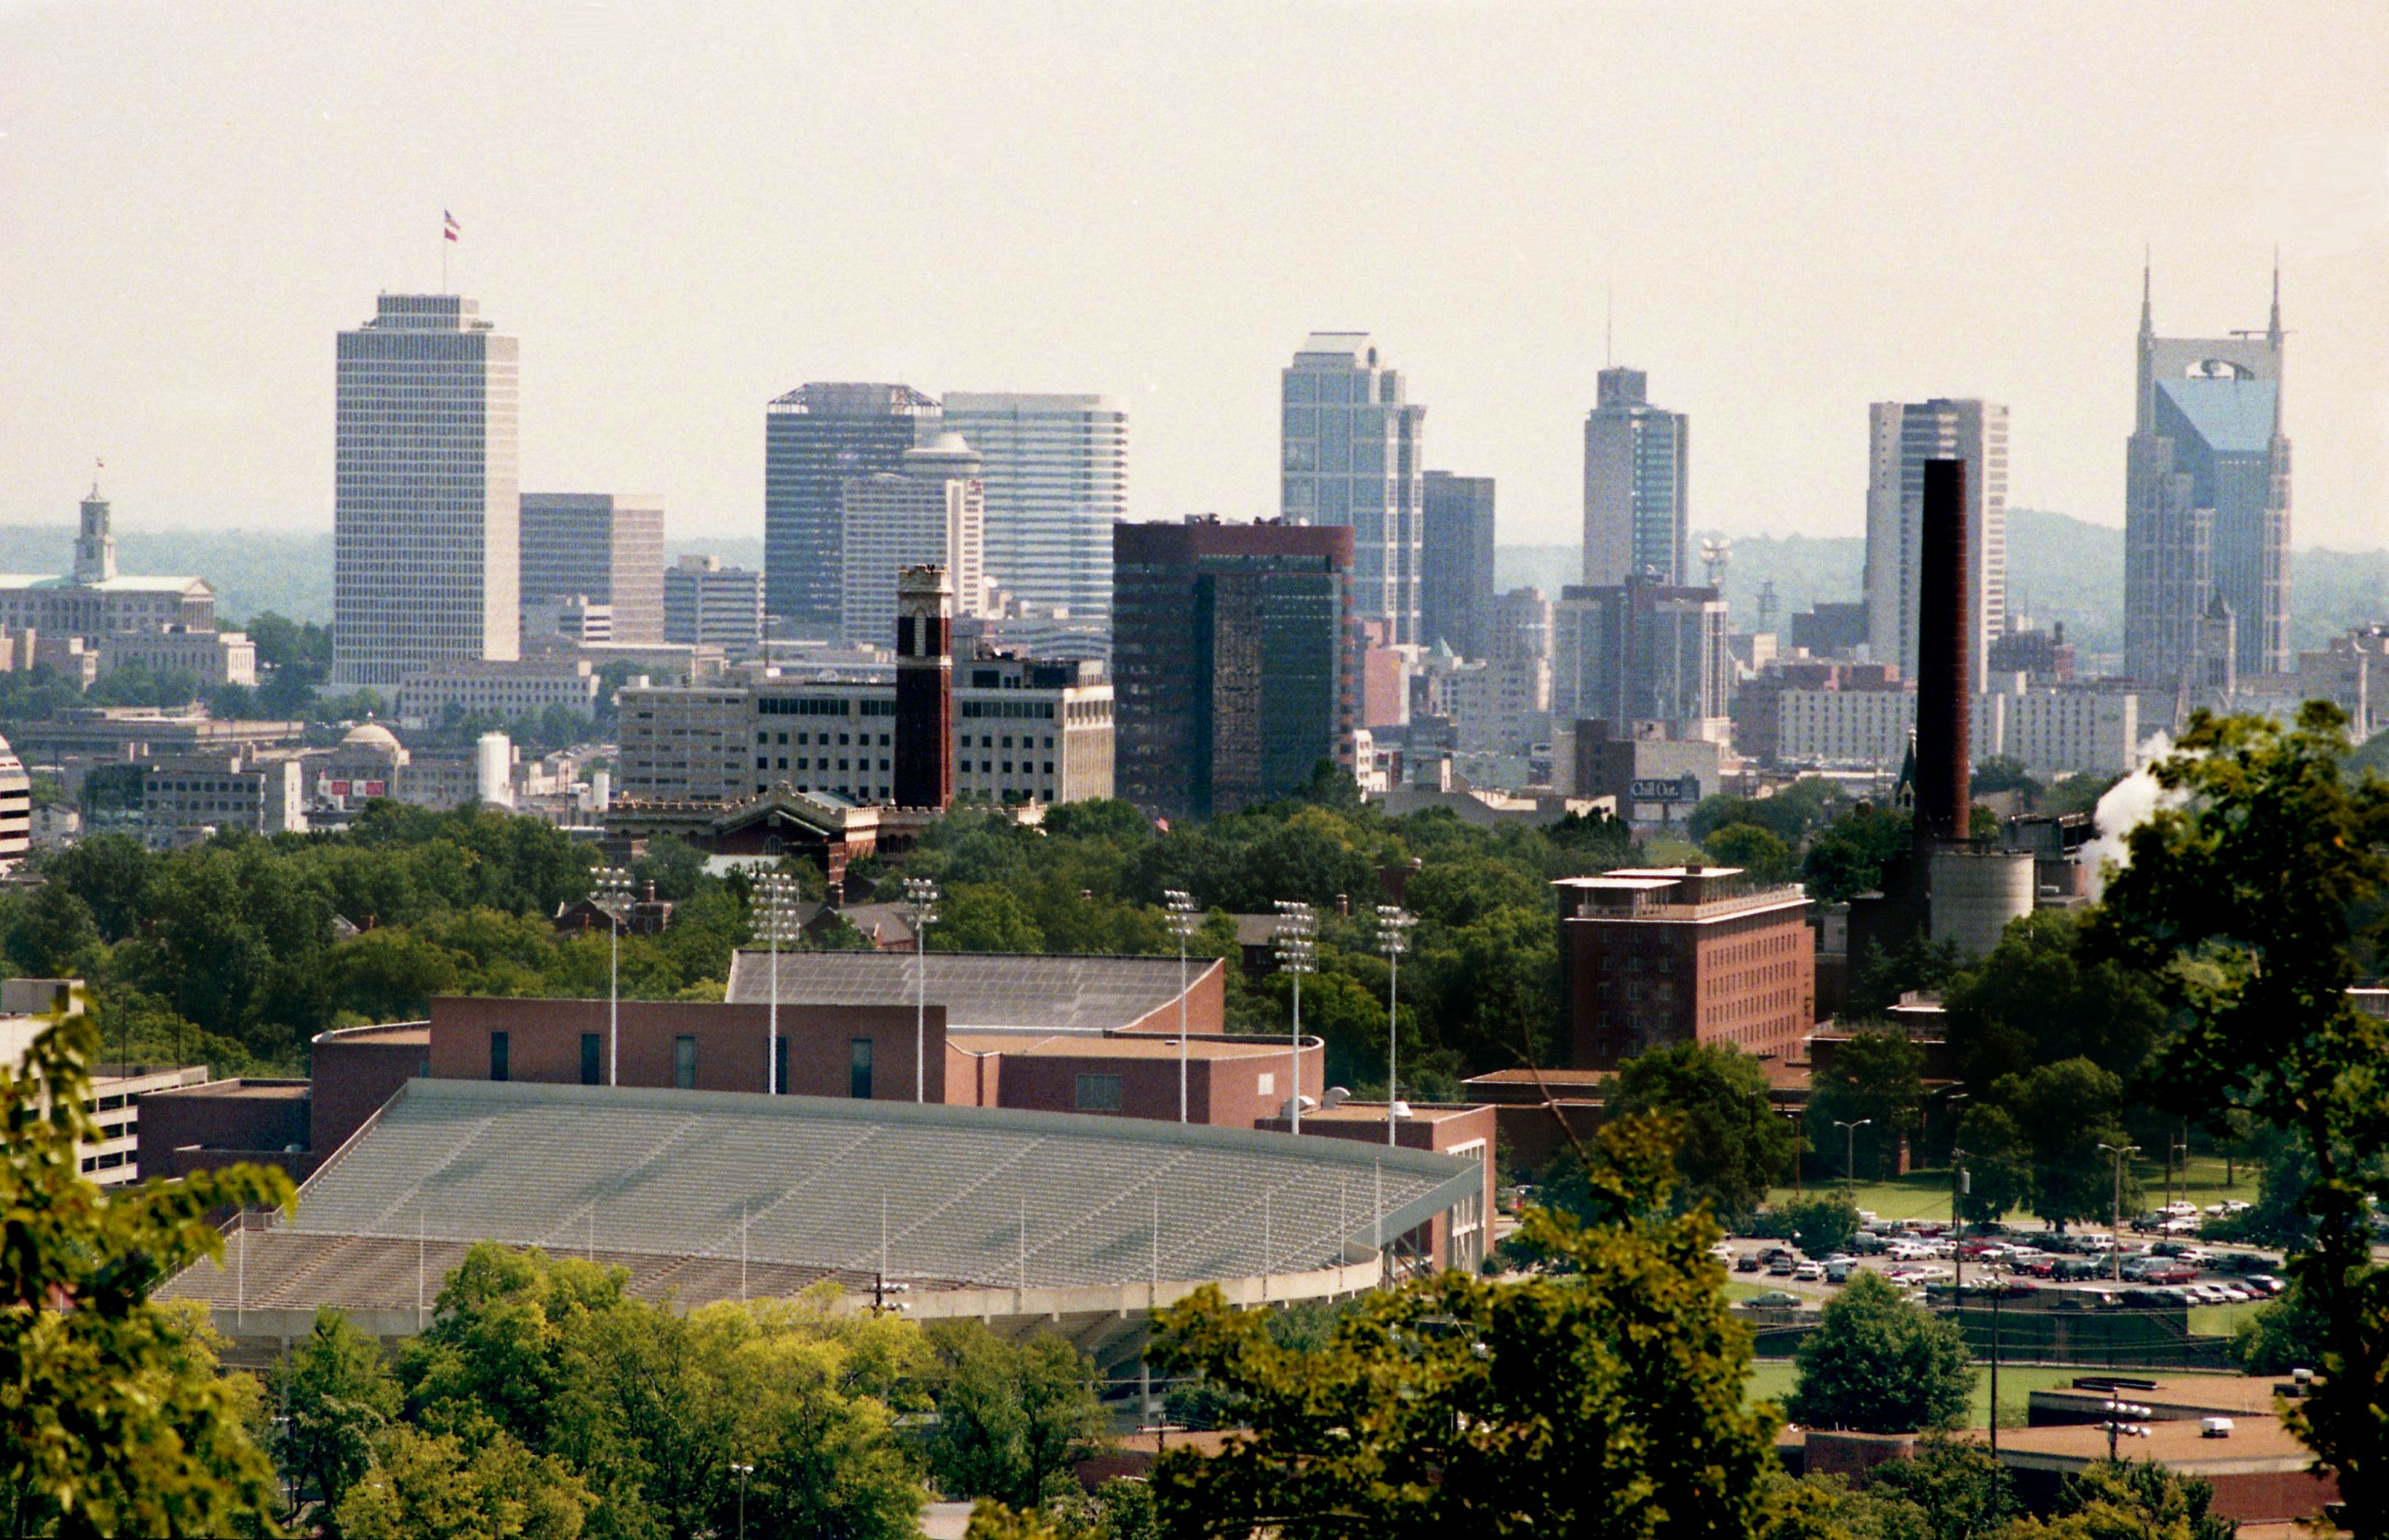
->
[2246, 1274, 2286, 1297]
[1823, 1259, 1857, 1284]
[1768, 1255, 1797, 1276]
[1736, 1254, 1763, 1274]
[1741, 1290, 1803, 1310]
[1793, 1261, 1825, 1282]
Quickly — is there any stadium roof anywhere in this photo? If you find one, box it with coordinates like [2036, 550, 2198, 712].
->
[160, 1078, 1476, 1318]
[725, 949, 1211, 1032]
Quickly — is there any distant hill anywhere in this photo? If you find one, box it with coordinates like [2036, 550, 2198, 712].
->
[0, 518, 2371, 651]
[1496, 508, 2388, 658]
[0, 528, 768, 626]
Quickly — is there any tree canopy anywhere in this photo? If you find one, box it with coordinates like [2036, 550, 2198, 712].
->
[1784, 1271, 1976, 1434]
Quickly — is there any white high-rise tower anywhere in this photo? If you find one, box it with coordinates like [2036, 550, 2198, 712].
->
[333, 293, 520, 687]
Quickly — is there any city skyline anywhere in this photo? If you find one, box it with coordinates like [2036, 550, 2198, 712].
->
[2, 4, 2379, 554]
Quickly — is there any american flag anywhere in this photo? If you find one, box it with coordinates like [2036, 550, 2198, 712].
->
[443, 210, 460, 243]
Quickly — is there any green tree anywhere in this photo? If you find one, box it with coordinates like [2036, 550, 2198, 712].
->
[1971, 754, 2042, 804]
[1607, 1041, 1793, 1216]
[1148, 1116, 1783, 1536]
[1705, 823, 1800, 885]
[1774, 1193, 1863, 1259]
[2093, 703, 2389, 1533]
[337, 1421, 591, 1540]
[6, 884, 101, 979]
[1784, 1271, 1975, 1434]
[1847, 933, 1964, 1019]
[1806, 1030, 1924, 1181]
[2230, 1272, 2333, 1375]
[1952, 1104, 2034, 1225]
[924, 1324, 1106, 1512]
[2004, 1458, 2235, 1540]
[0, 999, 294, 1536]
[272, 1308, 403, 1535]
[1800, 806, 1913, 905]
[1862, 1434, 2016, 1536]
[938, 884, 1047, 954]
[1994, 1059, 2137, 1233]
[1941, 912, 2165, 1090]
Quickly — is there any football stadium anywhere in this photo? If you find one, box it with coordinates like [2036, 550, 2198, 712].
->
[162, 1076, 1485, 1377]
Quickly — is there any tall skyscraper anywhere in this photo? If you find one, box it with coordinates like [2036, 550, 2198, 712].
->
[1113, 518, 1354, 821]
[1551, 576, 1731, 740]
[1862, 398, 2008, 679]
[2125, 263, 2290, 687]
[938, 393, 1127, 633]
[1420, 470, 1496, 659]
[333, 293, 519, 687]
[838, 434, 987, 647]
[763, 383, 940, 636]
[519, 493, 666, 644]
[1279, 333, 1425, 644]
[1581, 367, 1689, 587]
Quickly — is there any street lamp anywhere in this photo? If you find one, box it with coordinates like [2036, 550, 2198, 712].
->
[1951, 1148, 1970, 1296]
[1272, 901, 1317, 1134]
[592, 866, 634, 1086]
[2099, 1142, 2140, 1283]
[1164, 890, 1200, 1124]
[1929, 1084, 1968, 1161]
[751, 872, 800, 1095]
[728, 1461, 754, 1540]
[902, 878, 940, 1103]
[1834, 1118, 1873, 1192]
[1376, 905, 1413, 1147]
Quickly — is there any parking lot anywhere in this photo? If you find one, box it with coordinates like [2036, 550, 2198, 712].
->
[1712, 1207, 2287, 1316]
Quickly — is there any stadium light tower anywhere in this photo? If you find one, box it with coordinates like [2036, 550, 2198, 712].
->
[592, 866, 634, 1086]
[751, 872, 801, 1094]
[1272, 901, 1317, 1134]
[1376, 905, 1413, 1147]
[902, 877, 941, 1102]
[1164, 889, 1200, 1124]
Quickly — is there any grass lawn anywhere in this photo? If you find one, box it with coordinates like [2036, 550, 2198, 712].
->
[1745, 1359, 2238, 1430]
[2189, 1300, 2267, 1339]
[1763, 1153, 2264, 1233]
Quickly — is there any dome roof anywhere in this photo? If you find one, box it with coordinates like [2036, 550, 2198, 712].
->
[340, 722, 404, 754]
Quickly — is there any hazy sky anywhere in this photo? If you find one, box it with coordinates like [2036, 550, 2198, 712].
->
[3, 0, 2384, 554]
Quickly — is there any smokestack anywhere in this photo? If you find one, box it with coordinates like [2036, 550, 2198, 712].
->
[1914, 458, 1970, 846]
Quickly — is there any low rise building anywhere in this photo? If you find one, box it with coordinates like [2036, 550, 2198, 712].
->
[664, 556, 765, 658]
[96, 627, 257, 687]
[398, 659, 600, 725]
[1554, 866, 1814, 1069]
[616, 658, 1113, 808]
[138, 753, 307, 842]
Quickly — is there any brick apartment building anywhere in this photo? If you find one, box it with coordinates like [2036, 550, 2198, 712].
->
[1555, 866, 1816, 1070]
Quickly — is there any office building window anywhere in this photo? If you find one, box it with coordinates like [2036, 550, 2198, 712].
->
[849, 1038, 873, 1099]
[674, 1035, 697, 1089]
[1075, 1074, 1122, 1113]
[580, 1032, 601, 1086]
[490, 1032, 509, 1082]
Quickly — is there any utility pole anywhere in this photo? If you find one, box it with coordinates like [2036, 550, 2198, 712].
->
[1951, 1150, 1969, 1297]
[2099, 1142, 2140, 1283]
